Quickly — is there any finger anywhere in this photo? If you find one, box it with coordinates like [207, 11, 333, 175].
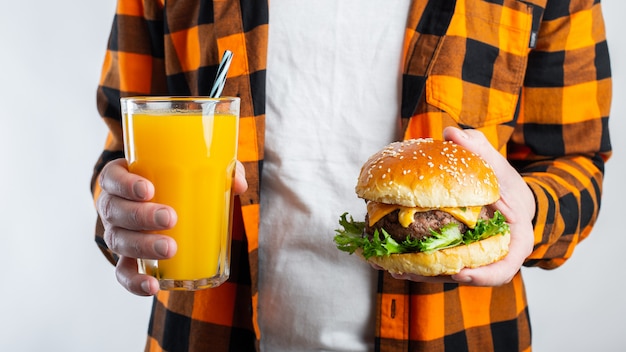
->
[99, 158, 155, 201]
[115, 256, 160, 296]
[452, 252, 520, 286]
[390, 272, 458, 284]
[233, 161, 248, 195]
[97, 192, 177, 231]
[103, 226, 177, 260]
[451, 247, 519, 286]
[368, 263, 455, 283]
[452, 265, 512, 287]
[369, 263, 385, 271]
[452, 221, 534, 286]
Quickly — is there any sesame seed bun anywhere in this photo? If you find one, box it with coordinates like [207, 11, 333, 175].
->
[355, 138, 499, 208]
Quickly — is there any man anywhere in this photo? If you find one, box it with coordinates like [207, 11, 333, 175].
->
[92, 0, 612, 351]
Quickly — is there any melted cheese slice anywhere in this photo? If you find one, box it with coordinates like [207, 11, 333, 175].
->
[366, 201, 483, 229]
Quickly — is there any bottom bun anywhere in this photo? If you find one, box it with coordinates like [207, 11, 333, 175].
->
[363, 232, 511, 276]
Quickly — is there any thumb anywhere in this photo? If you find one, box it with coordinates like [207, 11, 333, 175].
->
[233, 161, 249, 195]
[442, 127, 509, 175]
[443, 127, 535, 223]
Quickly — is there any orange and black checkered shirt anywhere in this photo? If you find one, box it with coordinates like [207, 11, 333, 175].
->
[91, 0, 611, 351]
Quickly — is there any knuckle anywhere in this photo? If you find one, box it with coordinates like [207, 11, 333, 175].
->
[99, 159, 130, 197]
[128, 205, 141, 224]
[97, 193, 115, 222]
[104, 226, 145, 259]
[126, 205, 146, 229]
[99, 161, 118, 192]
[115, 258, 151, 296]
[98, 165, 109, 188]
[128, 236, 143, 258]
[102, 226, 119, 252]
[114, 263, 133, 291]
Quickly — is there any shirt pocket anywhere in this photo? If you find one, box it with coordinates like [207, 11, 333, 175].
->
[425, 0, 535, 128]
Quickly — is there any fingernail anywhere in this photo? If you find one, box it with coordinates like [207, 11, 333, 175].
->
[453, 275, 472, 283]
[154, 209, 170, 227]
[133, 181, 147, 199]
[154, 239, 169, 257]
[141, 280, 153, 294]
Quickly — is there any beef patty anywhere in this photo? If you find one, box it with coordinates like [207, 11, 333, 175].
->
[365, 207, 489, 243]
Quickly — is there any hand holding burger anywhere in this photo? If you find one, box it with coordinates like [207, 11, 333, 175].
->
[444, 127, 535, 286]
[335, 127, 535, 286]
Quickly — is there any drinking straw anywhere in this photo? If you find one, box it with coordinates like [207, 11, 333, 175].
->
[209, 50, 234, 98]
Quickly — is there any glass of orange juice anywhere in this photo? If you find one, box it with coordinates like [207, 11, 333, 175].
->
[121, 97, 240, 290]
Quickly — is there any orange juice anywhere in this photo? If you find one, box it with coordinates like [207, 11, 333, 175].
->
[122, 97, 239, 290]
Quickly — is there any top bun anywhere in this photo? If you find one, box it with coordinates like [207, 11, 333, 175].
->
[356, 138, 499, 208]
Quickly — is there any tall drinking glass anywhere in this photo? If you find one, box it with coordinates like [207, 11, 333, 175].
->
[121, 97, 240, 290]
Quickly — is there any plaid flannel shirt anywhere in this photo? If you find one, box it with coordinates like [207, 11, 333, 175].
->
[91, 0, 612, 351]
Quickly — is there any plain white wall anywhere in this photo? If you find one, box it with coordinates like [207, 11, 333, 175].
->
[0, 1, 150, 351]
[0, 1, 623, 351]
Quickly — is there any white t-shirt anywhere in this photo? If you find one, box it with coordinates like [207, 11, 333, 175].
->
[259, 1, 411, 350]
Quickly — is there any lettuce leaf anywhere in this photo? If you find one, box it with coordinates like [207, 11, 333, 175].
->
[418, 223, 463, 252]
[333, 211, 509, 258]
[463, 210, 509, 243]
[334, 213, 418, 259]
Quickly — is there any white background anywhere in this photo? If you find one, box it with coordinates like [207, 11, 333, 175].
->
[0, 1, 624, 351]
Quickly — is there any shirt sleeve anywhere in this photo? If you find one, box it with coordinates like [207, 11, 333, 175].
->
[508, 0, 612, 269]
[91, 0, 167, 265]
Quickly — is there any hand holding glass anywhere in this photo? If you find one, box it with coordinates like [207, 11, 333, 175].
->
[121, 97, 240, 290]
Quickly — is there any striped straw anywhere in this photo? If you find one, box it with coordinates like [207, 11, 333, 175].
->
[209, 50, 234, 98]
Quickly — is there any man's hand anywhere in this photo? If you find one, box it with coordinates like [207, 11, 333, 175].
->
[96, 158, 248, 296]
[389, 127, 536, 286]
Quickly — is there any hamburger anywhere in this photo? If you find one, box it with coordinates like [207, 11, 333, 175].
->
[334, 138, 510, 276]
